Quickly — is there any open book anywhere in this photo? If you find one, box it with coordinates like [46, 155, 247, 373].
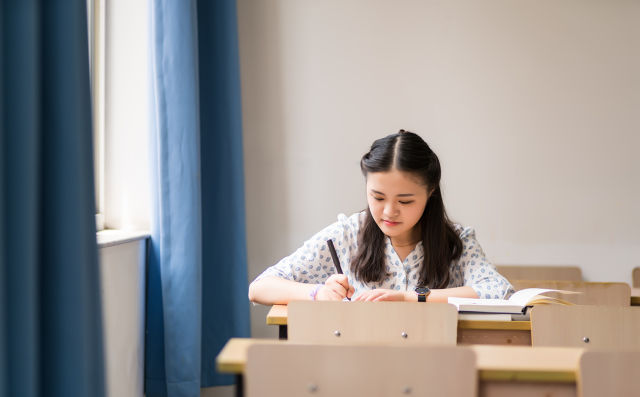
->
[448, 288, 576, 315]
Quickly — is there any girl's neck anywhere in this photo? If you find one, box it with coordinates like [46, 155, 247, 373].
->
[391, 238, 420, 248]
[390, 227, 422, 247]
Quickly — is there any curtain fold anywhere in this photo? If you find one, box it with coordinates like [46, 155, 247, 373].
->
[147, 0, 250, 395]
[197, 0, 251, 387]
[1, 1, 105, 397]
[146, 1, 203, 396]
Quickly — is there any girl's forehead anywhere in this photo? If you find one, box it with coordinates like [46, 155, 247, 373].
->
[366, 170, 427, 192]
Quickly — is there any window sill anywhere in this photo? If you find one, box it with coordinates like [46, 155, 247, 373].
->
[97, 229, 150, 248]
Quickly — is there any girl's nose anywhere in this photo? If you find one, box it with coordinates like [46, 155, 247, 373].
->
[383, 202, 399, 217]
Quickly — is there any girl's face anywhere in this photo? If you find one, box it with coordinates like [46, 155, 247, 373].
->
[366, 169, 429, 243]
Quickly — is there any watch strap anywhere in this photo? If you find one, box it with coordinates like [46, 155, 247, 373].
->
[415, 287, 430, 302]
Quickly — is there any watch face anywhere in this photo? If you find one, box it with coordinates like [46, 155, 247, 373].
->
[415, 287, 429, 294]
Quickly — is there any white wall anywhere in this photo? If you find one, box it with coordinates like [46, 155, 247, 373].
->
[99, 238, 146, 397]
[238, 0, 640, 337]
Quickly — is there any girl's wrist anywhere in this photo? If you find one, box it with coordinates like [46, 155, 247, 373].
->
[404, 291, 416, 302]
[309, 284, 323, 301]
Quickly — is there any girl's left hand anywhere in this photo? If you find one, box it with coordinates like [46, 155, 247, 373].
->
[352, 289, 408, 302]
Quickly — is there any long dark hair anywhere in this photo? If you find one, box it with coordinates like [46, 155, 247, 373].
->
[351, 129, 462, 288]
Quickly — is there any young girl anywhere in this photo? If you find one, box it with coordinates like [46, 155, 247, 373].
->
[249, 130, 514, 304]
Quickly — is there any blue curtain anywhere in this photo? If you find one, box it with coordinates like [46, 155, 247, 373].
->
[146, 0, 251, 396]
[0, 1, 105, 397]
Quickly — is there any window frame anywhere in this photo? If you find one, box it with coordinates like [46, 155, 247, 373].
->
[88, 0, 106, 231]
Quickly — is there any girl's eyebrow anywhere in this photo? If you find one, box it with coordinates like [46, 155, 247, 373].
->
[370, 189, 415, 197]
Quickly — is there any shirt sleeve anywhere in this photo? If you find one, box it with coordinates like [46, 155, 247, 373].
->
[452, 227, 515, 299]
[251, 213, 361, 285]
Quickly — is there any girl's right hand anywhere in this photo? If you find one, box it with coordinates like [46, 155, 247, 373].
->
[316, 274, 354, 301]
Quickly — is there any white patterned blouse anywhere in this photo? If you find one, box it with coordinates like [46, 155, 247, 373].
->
[253, 211, 514, 299]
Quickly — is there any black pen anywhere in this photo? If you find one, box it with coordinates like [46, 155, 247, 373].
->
[327, 239, 350, 300]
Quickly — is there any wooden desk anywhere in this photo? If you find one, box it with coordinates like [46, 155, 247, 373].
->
[267, 304, 532, 345]
[631, 288, 640, 306]
[217, 338, 584, 397]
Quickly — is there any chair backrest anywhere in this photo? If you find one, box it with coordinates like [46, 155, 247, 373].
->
[633, 267, 640, 288]
[288, 301, 458, 345]
[512, 280, 630, 306]
[531, 305, 640, 348]
[245, 344, 477, 397]
[496, 265, 582, 282]
[578, 350, 640, 397]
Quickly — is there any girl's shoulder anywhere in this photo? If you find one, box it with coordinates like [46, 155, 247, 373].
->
[336, 210, 367, 232]
[452, 223, 477, 241]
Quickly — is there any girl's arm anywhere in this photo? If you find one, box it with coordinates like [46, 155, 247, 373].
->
[248, 276, 317, 305]
[249, 275, 354, 305]
[405, 286, 478, 302]
[354, 286, 478, 302]
[458, 227, 515, 299]
[248, 213, 361, 304]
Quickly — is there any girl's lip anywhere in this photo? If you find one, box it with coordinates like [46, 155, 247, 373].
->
[383, 220, 400, 226]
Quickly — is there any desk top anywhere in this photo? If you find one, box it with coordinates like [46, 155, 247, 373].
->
[266, 305, 288, 325]
[266, 304, 532, 331]
[216, 338, 583, 382]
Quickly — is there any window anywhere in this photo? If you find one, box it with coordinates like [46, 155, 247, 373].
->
[87, 0, 151, 234]
[87, 0, 106, 231]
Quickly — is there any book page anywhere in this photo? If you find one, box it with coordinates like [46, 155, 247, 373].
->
[508, 288, 578, 306]
[458, 312, 512, 321]
[447, 296, 524, 313]
[448, 297, 508, 306]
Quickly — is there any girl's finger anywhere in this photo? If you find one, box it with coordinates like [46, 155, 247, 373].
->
[330, 284, 347, 298]
[373, 293, 389, 302]
[335, 275, 350, 290]
[329, 290, 343, 301]
[353, 291, 368, 301]
[365, 292, 379, 302]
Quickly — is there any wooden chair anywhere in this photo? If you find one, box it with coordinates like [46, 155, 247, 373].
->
[512, 280, 630, 306]
[633, 267, 640, 288]
[531, 305, 640, 348]
[287, 301, 458, 345]
[578, 350, 640, 397]
[245, 344, 476, 397]
[496, 265, 582, 282]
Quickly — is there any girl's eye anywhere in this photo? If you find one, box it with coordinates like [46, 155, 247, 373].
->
[399, 201, 414, 205]
[373, 197, 384, 201]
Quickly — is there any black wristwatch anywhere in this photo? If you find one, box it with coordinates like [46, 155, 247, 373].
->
[415, 286, 431, 302]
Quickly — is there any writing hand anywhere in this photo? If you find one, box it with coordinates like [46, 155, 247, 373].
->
[316, 274, 354, 301]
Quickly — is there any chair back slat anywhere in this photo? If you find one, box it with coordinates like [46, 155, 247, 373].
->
[531, 305, 640, 348]
[579, 350, 640, 397]
[246, 344, 477, 397]
[496, 265, 582, 282]
[512, 280, 630, 306]
[287, 301, 458, 345]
